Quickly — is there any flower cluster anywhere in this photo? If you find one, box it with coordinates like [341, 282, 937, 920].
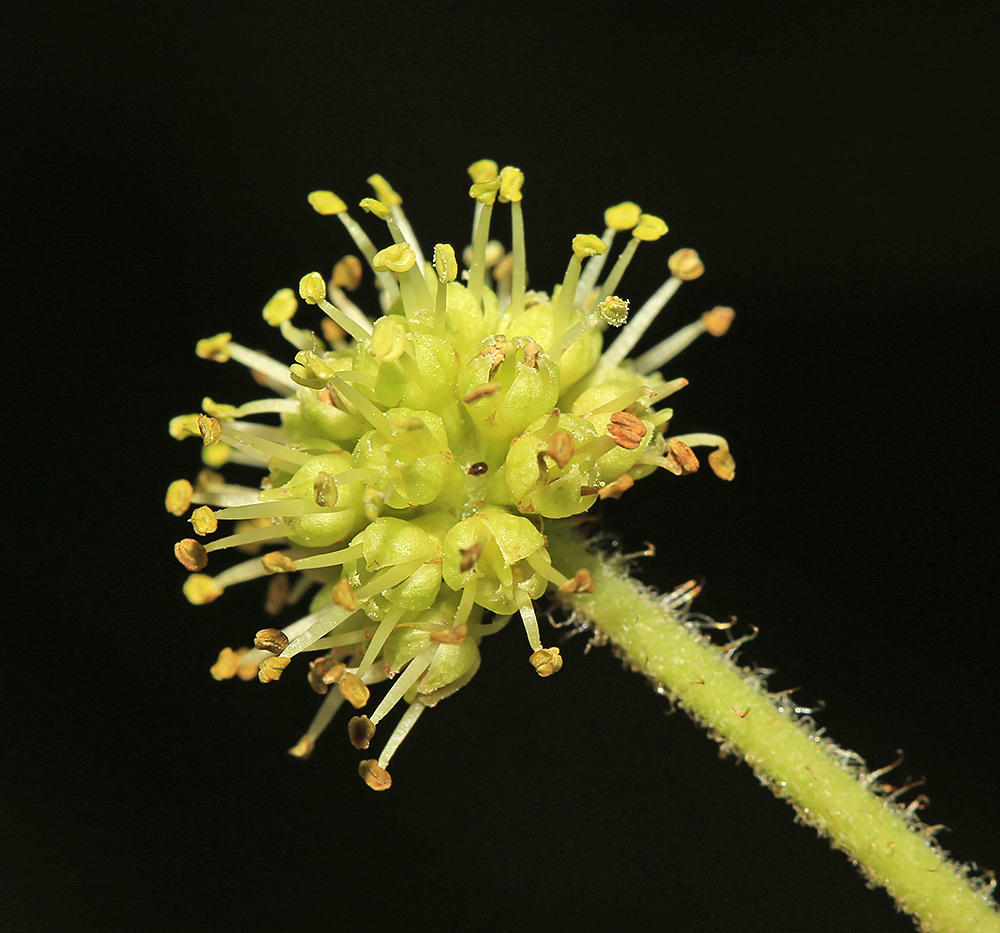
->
[168, 162, 734, 789]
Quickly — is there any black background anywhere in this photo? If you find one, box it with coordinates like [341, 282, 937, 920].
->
[6, 3, 998, 931]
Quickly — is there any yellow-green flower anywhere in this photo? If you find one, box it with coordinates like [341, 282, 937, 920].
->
[168, 162, 734, 789]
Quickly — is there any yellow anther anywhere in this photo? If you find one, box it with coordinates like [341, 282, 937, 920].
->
[572, 234, 607, 259]
[307, 190, 347, 215]
[261, 551, 296, 574]
[338, 672, 371, 709]
[498, 165, 524, 203]
[367, 174, 402, 206]
[359, 759, 392, 791]
[258, 656, 290, 684]
[433, 243, 458, 283]
[598, 295, 630, 326]
[529, 647, 563, 677]
[332, 255, 363, 291]
[708, 445, 736, 481]
[165, 479, 194, 516]
[333, 578, 358, 611]
[183, 573, 223, 605]
[197, 414, 222, 446]
[467, 159, 499, 183]
[287, 736, 315, 759]
[210, 646, 248, 681]
[262, 288, 297, 326]
[169, 414, 202, 440]
[372, 243, 416, 273]
[190, 505, 218, 536]
[313, 471, 338, 508]
[298, 272, 327, 304]
[469, 176, 501, 205]
[369, 316, 408, 361]
[201, 398, 239, 420]
[254, 627, 290, 654]
[349, 715, 376, 749]
[358, 197, 391, 219]
[195, 332, 232, 362]
[702, 305, 735, 337]
[632, 213, 669, 241]
[668, 248, 705, 280]
[202, 443, 231, 469]
[605, 201, 642, 231]
[174, 538, 208, 572]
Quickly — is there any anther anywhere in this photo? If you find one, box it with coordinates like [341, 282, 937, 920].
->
[359, 759, 392, 791]
[174, 538, 208, 572]
[165, 479, 194, 516]
[702, 305, 734, 336]
[598, 473, 635, 499]
[529, 647, 563, 677]
[258, 656, 290, 683]
[607, 411, 648, 450]
[462, 382, 502, 403]
[183, 574, 223, 605]
[332, 578, 358, 611]
[332, 255, 363, 291]
[459, 543, 483, 573]
[287, 736, 316, 759]
[522, 341, 541, 368]
[313, 471, 338, 508]
[338, 672, 370, 708]
[210, 647, 249, 681]
[261, 551, 296, 574]
[198, 414, 222, 446]
[540, 431, 575, 469]
[195, 333, 232, 362]
[668, 248, 704, 280]
[665, 439, 700, 475]
[190, 505, 218, 535]
[349, 715, 376, 749]
[262, 288, 297, 326]
[254, 628, 290, 655]
[558, 569, 595, 594]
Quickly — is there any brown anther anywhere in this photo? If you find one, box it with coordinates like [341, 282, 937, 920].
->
[702, 305, 735, 336]
[307, 656, 343, 695]
[598, 473, 635, 499]
[165, 479, 194, 516]
[210, 647, 247, 681]
[665, 439, 700, 475]
[579, 486, 601, 497]
[708, 446, 736, 481]
[198, 414, 222, 446]
[338, 672, 370, 709]
[261, 551, 296, 574]
[359, 759, 392, 791]
[606, 411, 648, 450]
[320, 319, 347, 344]
[430, 623, 468, 645]
[462, 382, 502, 404]
[459, 543, 483, 573]
[332, 254, 363, 291]
[254, 627, 290, 655]
[492, 251, 514, 281]
[668, 248, 705, 281]
[468, 461, 488, 476]
[316, 385, 342, 409]
[529, 647, 564, 677]
[190, 505, 218, 536]
[559, 569, 595, 595]
[264, 573, 290, 616]
[287, 736, 315, 759]
[348, 715, 376, 750]
[258, 655, 291, 684]
[333, 578, 358, 611]
[522, 341, 541, 368]
[174, 538, 208, 572]
[544, 431, 575, 468]
[481, 339, 507, 375]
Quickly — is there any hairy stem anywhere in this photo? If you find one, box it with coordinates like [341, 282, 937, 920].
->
[548, 522, 999, 933]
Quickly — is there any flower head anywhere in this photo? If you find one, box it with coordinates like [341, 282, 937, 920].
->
[168, 163, 734, 788]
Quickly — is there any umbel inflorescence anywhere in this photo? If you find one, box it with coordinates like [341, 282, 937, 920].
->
[168, 162, 734, 790]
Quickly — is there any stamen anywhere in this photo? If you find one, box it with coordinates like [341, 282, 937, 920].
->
[501, 167, 527, 316]
[191, 505, 218, 535]
[584, 386, 655, 416]
[204, 523, 288, 554]
[467, 176, 500, 304]
[282, 604, 360, 659]
[549, 296, 629, 362]
[371, 243, 431, 319]
[369, 648, 435, 726]
[165, 479, 194, 516]
[377, 700, 427, 768]
[433, 243, 457, 335]
[288, 689, 345, 759]
[331, 376, 392, 435]
[203, 419, 310, 472]
[552, 234, 607, 334]
[631, 307, 734, 375]
[358, 758, 392, 790]
[226, 341, 299, 393]
[525, 549, 571, 589]
[576, 202, 642, 303]
[299, 272, 374, 341]
[594, 213, 668, 306]
[668, 433, 735, 480]
[368, 173, 428, 276]
[290, 543, 365, 572]
[513, 584, 543, 652]
[600, 276, 683, 369]
[356, 605, 406, 679]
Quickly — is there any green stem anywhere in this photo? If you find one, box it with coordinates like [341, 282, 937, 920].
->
[547, 522, 999, 933]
